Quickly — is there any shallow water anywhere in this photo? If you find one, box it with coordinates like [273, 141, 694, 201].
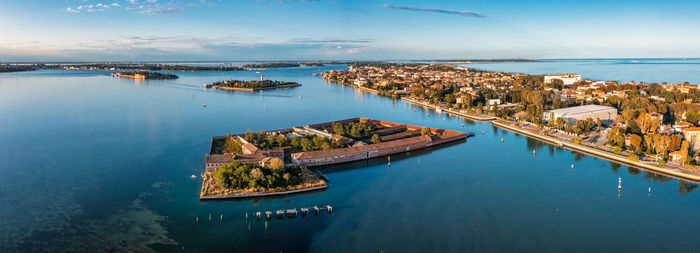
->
[0, 63, 698, 252]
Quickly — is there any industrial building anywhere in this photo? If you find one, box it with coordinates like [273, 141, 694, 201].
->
[543, 105, 618, 124]
[544, 74, 582, 86]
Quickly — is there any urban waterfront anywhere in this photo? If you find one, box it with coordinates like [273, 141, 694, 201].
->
[1, 62, 699, 252]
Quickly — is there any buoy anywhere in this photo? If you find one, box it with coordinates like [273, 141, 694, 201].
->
[533, 149, 536, 155]
[571, 164, 574, 169]
[220, 214, 223, 222]
[245, 213, 248, 220]
[618, 177, 622, 191]
[649, 187, 651, 193]
[501, 138, 504, 143]
[209, 214, 212, 222]
[196, 217, 199, 223]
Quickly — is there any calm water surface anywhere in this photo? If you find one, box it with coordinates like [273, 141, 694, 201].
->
[462, 58, 700, 83]
[0, 63, 699, 252]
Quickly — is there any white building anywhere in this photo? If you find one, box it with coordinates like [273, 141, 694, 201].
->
[487, 99, 501, 106]
[543, 105, 617, 124]
[544, 74, 582, 86]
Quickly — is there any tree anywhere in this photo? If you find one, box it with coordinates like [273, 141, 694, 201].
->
[333, 123, 345, 136]
[249, 168, 263, 180]
[421, 127, 431, 136]
[371, 134, 381, 144]
[267, 157, 285, 171]
[630, 134, 642, 152]
[607, 127, 625, 148]
[222, 135, 243, 154]
[300, 138, 313, 151]
[680, 141, 690, 164]
[686, 111, 700, 125]
[636, 113, 660, 135]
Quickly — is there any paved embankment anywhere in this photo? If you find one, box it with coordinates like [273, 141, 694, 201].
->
[492, 120, 700, 183]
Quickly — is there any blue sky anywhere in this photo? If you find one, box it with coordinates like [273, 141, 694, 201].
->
[1, 0, 699, 61]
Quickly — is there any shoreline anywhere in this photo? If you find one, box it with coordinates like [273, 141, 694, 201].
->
[210, 83, 301, 92]
[199, 184, 327, 200]
[491, 120, 700, 183]
[325, 79, 700, 184]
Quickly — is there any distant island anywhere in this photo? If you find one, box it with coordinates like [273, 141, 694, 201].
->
[0, 65, 37, 73]
[200, 118, 470, 199]
[111, 71, 178, 80]
[204, 79, 301, 92]
[62, 64, 244, 71]
[242, 62, 325, 69]
[419, 59, 539, 64]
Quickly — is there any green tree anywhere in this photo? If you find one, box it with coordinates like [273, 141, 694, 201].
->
[371, 134, 381, 144]
[421, 127, 431, 136]
[267, 157, 285, 171]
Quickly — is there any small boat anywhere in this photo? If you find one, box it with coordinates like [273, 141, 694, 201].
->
[286, 209, 298, 218]
[276, 210, 284, 219]
[300, 207, 309, 216]
[202, 104, 206, 108]
[190, 174, 196, 179]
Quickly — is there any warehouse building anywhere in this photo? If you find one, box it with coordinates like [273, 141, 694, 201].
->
[543, 105, 618, 124]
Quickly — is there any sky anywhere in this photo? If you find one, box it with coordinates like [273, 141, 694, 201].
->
[1, 0, 699, 61]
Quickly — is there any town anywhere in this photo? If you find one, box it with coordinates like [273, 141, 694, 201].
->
[322, 63, 700, 180]
[200, 118, 471, 199]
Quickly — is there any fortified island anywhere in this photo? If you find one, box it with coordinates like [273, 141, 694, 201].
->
[111, 71, 178, 80]
[200, 118, 472, 199]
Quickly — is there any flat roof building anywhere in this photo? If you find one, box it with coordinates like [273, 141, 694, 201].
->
[545, 74, 581, 86]
[544, 105, 617, 124]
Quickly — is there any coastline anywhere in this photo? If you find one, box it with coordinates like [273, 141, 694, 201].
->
[199, 185, 328, 200]
[491, 120, 700, 183]
[210, 83, 301, 92]
[199, 168, 327, 200]
[325, 79, 700, 184]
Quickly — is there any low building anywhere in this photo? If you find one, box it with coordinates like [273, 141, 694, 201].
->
[487, 99, 501, 106]
[649, 112, 665, 123]
[543, 105, 618, 124]
[670, 150, 683, 161]
[674, 121, 694, 132]
[683, 127, 700, 150]
[544, 74, 582, 86]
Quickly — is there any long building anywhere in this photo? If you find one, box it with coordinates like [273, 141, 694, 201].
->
[543, 105, 618, 124]
[544, 74, 581, 85]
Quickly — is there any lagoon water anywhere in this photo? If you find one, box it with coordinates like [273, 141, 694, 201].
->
[1, 60, 699, 252]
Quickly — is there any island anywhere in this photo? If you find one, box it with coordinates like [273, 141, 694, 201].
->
[111, 71, 178, 80]
[203, 79, 301, 92]
[62, 63, 244, 71]
[0, 65, 37, 73]
[200, 118, 471, 199]
[320, 63, 700, 183]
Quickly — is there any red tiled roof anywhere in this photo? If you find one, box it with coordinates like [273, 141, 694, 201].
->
[292, 135, 432, 160]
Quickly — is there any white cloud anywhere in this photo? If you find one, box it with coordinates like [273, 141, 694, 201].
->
[65, 7, 80, 13]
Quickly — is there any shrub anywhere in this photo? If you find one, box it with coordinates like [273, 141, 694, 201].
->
[657, 159, 666, 166]
[628, 154, 639, 161]
[614, 147, 622, 154]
